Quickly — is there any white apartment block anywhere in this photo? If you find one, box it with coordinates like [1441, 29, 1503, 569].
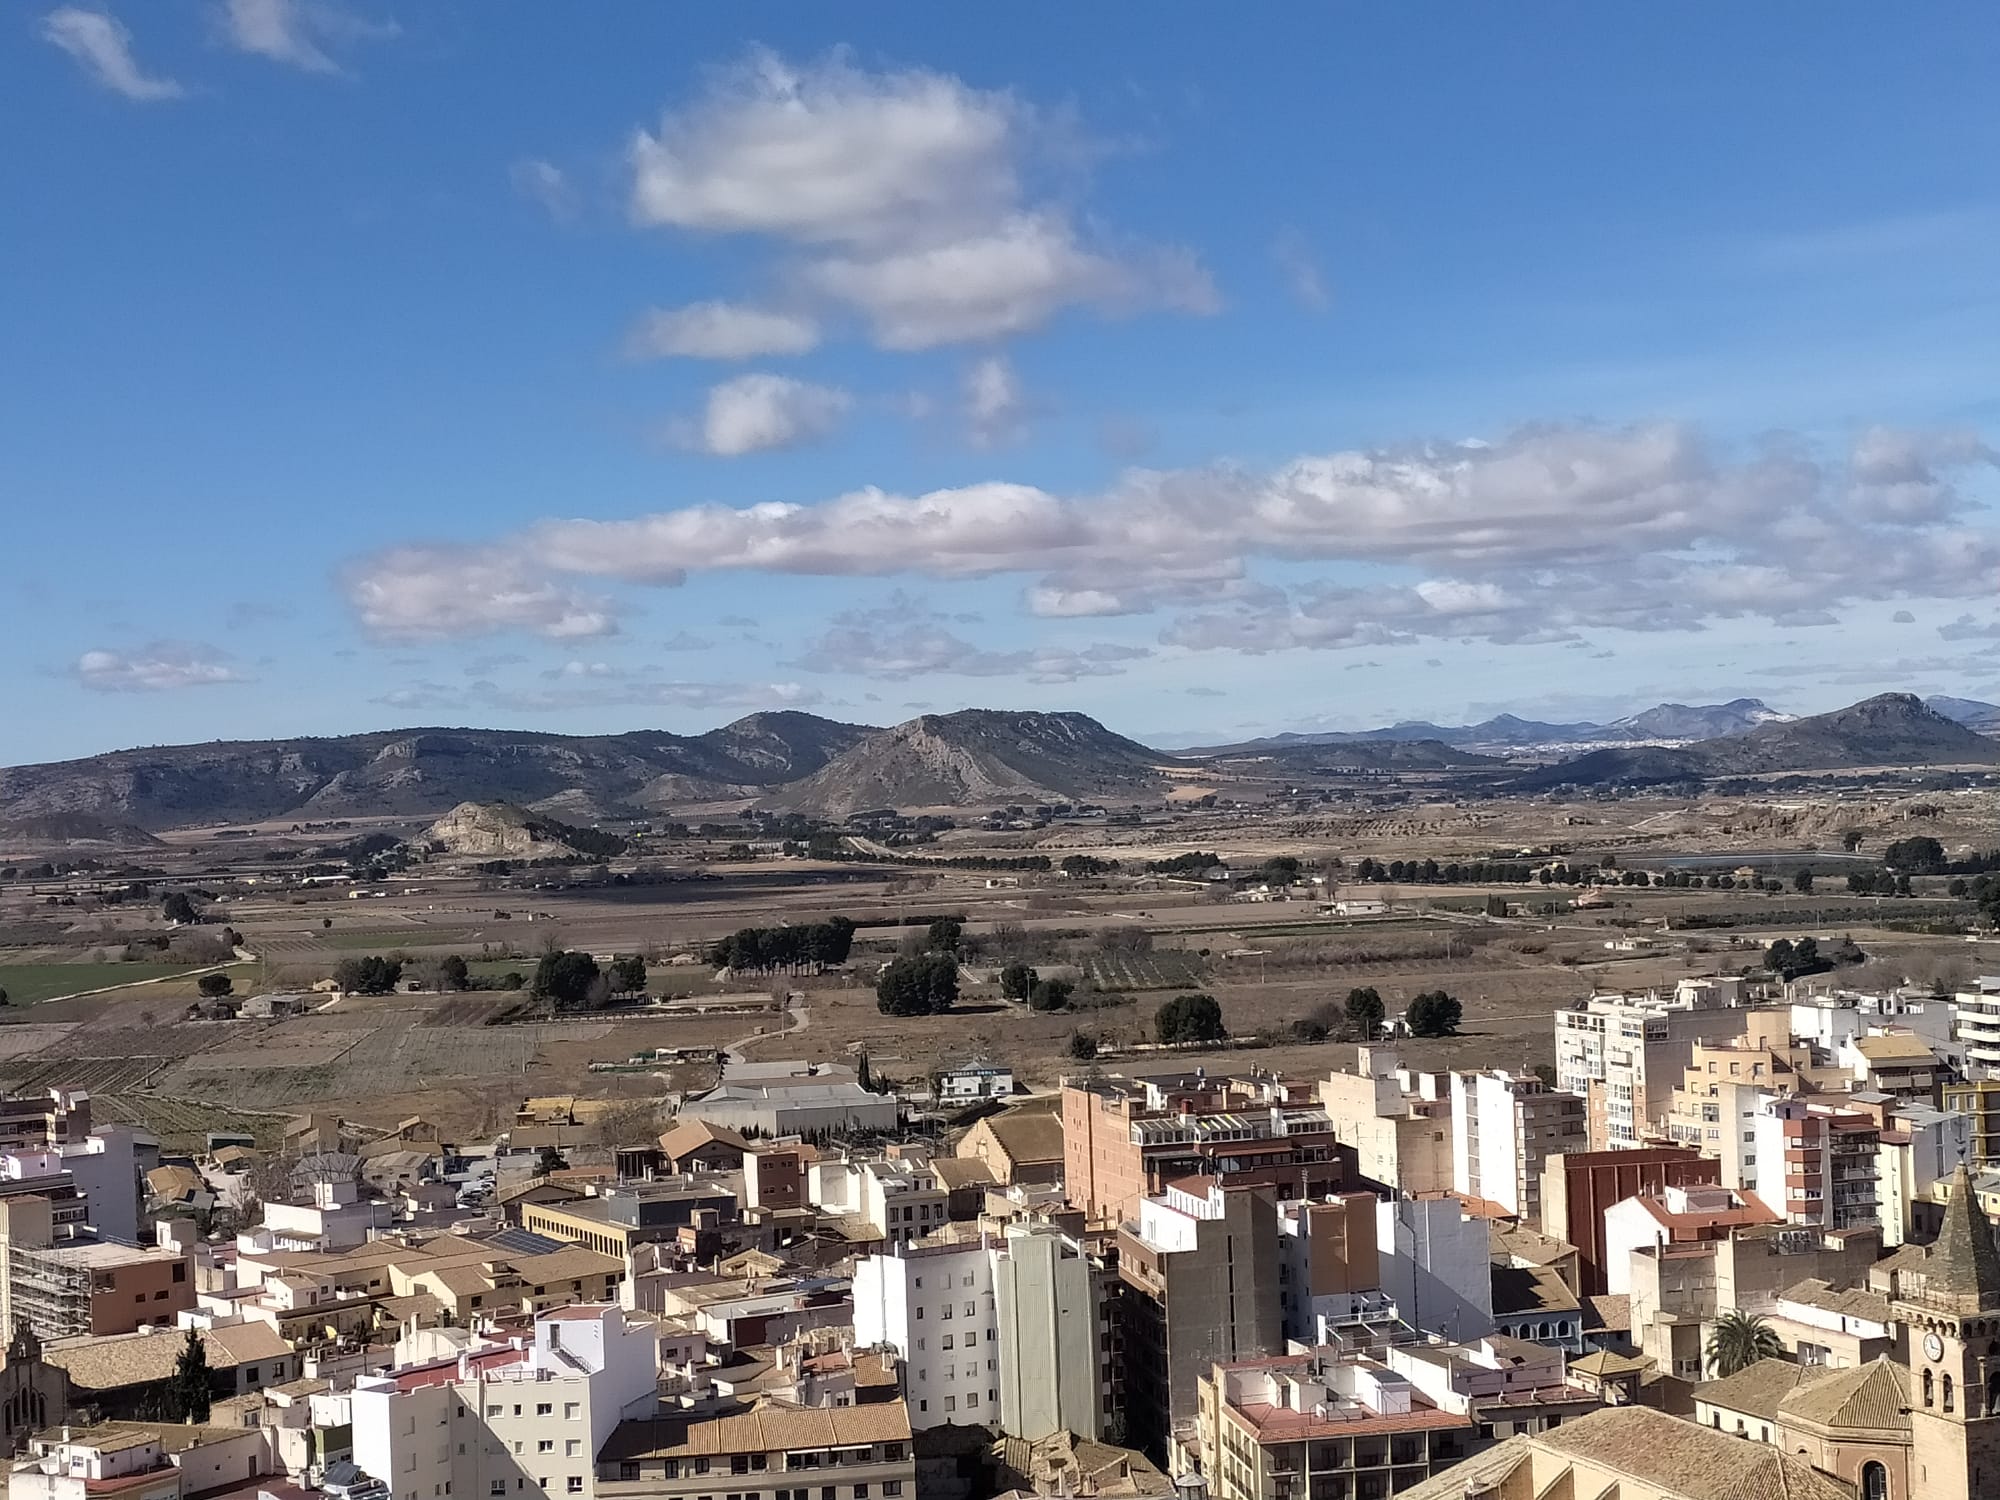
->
[1318, 1048, 1453, 1194]
[852, 1242, 998, 1429]
[808, 1155, 947, 1249]
[351, 1305, 657, 1500]
[1954, 977, 2000, 1075]
[1555, 981, 1747, 1149]
[1374, 1196, 1491, 1343]
[1449, 1070, 1584, 1218]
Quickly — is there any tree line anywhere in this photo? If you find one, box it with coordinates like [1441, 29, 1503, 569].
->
[708, 918, 857, 971]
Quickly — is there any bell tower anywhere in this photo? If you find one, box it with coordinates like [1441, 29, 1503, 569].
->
[1890, 1166, 2000, 1500]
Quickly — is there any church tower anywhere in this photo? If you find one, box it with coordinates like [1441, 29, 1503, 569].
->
[1891, 1165, 2000, 1500]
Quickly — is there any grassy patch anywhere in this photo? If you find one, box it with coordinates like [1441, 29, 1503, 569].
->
[0, 961, 222, 1006]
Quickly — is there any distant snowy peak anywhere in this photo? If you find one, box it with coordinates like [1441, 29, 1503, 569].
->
[1605, 698, 1794, 742]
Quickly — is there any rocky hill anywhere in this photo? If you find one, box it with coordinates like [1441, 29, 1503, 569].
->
[424, 802, 625, 860]
[0, 715, 874, 830]
[765, 709, 1179, 817]
[0, 811, 166, 852]
[1513, 693, 2000, 790]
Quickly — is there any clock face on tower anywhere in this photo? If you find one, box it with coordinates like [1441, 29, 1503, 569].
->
[1925, 1331, 1945, 1362]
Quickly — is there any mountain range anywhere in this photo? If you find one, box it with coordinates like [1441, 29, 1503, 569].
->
[5, 692, 2000, 836]
[1510, 693, 2000, 790]
[1187, 697, 1795, 755]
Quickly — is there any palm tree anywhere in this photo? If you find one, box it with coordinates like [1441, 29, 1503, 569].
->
[1706, 1311, 1784, 1376]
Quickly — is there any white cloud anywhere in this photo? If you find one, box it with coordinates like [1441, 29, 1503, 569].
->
[74, 642, 245, 692]
[623, 49, 1215, 350]
[964, 354, 1027, 448]
[41, 8, 184, 101]
[626, 300, 820, 360]
[510, 159, 576, 222]
[341, 546, 620, 642]
[1272, 228, 1330, 312]
[219, 0, 395, 75]
[681, 373, 851, 457]
[795, 598, 1148, 683]
[338, 420, 2000, 652]
[1939, 614, 2000, 642]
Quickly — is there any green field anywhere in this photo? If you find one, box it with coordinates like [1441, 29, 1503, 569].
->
[0, 961, 229, 1006]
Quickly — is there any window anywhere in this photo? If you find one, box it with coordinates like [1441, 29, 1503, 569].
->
[172, 1263, 187, 1283]
[944, 1397, 956, 1412]
[942, 1335, 954, 1351]
[618, 1470, 637, 1484]
[883, 1446, 903, 1463]
[565, 1441, 581, 1457]
[964, 1302, 975, 1316]
[564, 1403, 580, 1420]
[964, 1332, 976, 1347]
[734, 1459, 751, 1476]
[538, 1441, 555, 1454]
[884, 1486, 902, 1497]
[855, 1488, 868, 1500]
[536, 1404, 553, 1417]
[1861, 1462, 1889, 1500]
[245, 1366, 261, 1382]
[492, 1485, 507, 1496]
[488, 1405, 503, 1418]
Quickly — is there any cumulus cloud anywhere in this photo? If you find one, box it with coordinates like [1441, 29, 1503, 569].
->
[219, 0, 395, 74]
[1272, 228, 1330, 312]
[1939, 613, 2000, 641]
[679, 373, 851, 457]
[964, 354, 1028, 448]
[341, 546, 619, 642]
[41, 8, 184, 100]
[337, 420, 2000, 652]
[626, 300, 820, 361]
[510, 159, 576, 222]
[74, 642, 245, 692]
[795, 597, 1148, 683]
[1892, 610, 1917, 624]
[624, 49, 1215, 350]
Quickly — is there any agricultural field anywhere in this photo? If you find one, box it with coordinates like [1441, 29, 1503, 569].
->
[0, 961, 229, 1006]
[1082, 950, 1207, 991]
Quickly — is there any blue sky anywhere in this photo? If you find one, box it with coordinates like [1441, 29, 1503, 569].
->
[7, 2, 2000, 763]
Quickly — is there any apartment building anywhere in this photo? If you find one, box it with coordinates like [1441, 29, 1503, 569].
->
[1942, 1078, 2000, 1169]
[1317, 1049, 1453, 1194]
[1751, 1097, 1881, 1230]
[1952, 977, 2000, 1074]
[1064, 1072, 1349, 1225]
[1374, 1195, 1493, 1344]
[594, 1402, 914, 1500]
[0, 1195, 193, 1340]
[1115, 1182, 1283, 1461]
[809, 1154, 948, 1249]
[1382, 1335, 1603, 1441]
[1537, 1146, 1718, 1296]
[350, 1305, 657, 1500]
[1625, 1220, 1881, 1383]
[851, 1241, 998, 1428]
[1449, 1071, 1584, 1219]
[1554, 984, 1750, 1150]
[1275, 1194, 1394, 1344]
[0, 1091, 93, 1154]
[1194, 1352, 1476, 1500]
[1601, 1182, 1780, 1295]
[992, 1223, 1103, 1442]
[1863, 1100, 1971, 1247]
